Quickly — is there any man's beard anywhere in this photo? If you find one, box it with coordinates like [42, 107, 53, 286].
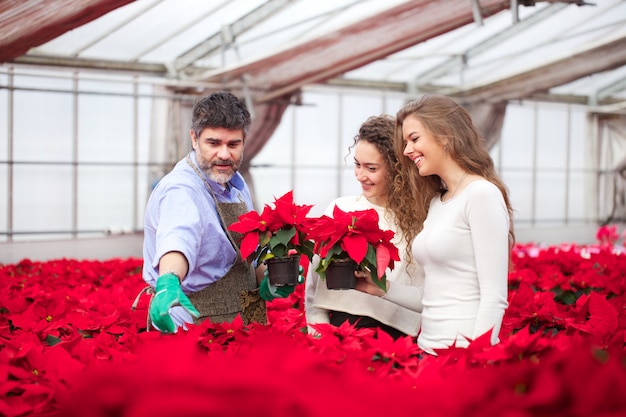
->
[199, 155, 243, 185]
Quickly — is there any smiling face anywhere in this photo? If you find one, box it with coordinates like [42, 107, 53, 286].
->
[401, 115, 446, 178]
[354, 140, 390, 207]
[191, 127, 244, 185]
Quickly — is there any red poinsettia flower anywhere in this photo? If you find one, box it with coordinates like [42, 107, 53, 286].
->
[596, 225, 619, 247]
[5, 236, 626, 416]
[564, 292, 619, 341]
[227, 190, 314, 263]
[306, 206, 400, 289]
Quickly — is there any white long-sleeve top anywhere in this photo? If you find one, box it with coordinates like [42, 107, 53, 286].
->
[304, 195, 425, 336]
[409, 180, 509, 354]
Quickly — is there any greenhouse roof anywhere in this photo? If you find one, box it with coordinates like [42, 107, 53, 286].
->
[1, 0, 626, 108]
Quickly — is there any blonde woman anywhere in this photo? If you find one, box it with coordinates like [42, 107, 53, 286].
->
[356, 95, 514, 354]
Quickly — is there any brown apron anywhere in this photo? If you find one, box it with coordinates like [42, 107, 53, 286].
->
[185, 155, 267, 325]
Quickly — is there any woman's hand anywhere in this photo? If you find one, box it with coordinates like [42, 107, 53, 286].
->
[354, 268, 387, 297]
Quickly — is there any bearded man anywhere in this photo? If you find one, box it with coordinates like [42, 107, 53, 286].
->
[141, 91, 294, 333]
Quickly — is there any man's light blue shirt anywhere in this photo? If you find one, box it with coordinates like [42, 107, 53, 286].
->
[142, 151, 254, 294]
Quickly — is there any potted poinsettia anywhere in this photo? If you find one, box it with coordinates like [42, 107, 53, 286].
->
[228, 190, 315, 286]
[306, 206, 400, 291]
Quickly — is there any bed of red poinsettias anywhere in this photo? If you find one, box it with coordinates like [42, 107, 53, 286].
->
[1, 227, 626, 417]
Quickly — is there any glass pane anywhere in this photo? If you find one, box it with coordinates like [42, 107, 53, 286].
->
[341, 94, 384, 143]
[0, 164, 6, 238]
[534, 171, 566, 224]
[78, 94, 134, 162]
[0, 87, 7, 160]
[250, 166, 295, 211]
[536, 106, 567, 170]
[137, 94, 153, 164]
[502, 170, 532, 226]
[13, 72, 73, 90]
[13, 90, 73, 162]
[489, 141, 502, 171]
[254, 106, 295, 167]
[79, 78, 134, 95]
[382, 95, 405, 116]
[78, 165, 134, 232]
[295, 168, 340, 217]
[339, 163, 361, 198]
[569, 108, 586, 170]
[135, 164, 150, 230]
[294, 92, 339, 167]
[13, 164, 73, 233]
[567, 172, 587, 223]
[500, 104, 535, 169]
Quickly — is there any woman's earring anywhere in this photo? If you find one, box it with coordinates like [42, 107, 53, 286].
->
[443, 145, 448, 156]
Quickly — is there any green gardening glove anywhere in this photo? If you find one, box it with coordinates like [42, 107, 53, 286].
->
[149, 273, 200, 333]
[258, 267, 305, 301]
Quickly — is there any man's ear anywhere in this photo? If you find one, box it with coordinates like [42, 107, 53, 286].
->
[190, 129, 197, 150]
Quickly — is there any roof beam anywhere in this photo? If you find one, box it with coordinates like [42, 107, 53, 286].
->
[595, 75, 626, 104]
[174, 0, 300, 72]
[10, 54, 168, 76]
[0, 0, 133, 63]
[449, 32, 626, 103]
[413, 3, 569, 85]
[194, 0, 511, 103]
[72, 0, 166, 58]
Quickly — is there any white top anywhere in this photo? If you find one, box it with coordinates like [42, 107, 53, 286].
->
[410, 180, 509, 354]
[304, 195, 425, 336]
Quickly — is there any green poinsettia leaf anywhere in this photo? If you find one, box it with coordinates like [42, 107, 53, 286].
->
[298, 239, 315, 261]
[275, 227, 296, 247]
[364, 244, 377, 265]
[45, 334, 62, 346]
[256, 246, 273, 263]
[368, 264, 386, 291]
[326, 244, 346, 261]
[259, 231, 271, 247]
[268, 241, 289, 258]
[553, 289, 579, 305]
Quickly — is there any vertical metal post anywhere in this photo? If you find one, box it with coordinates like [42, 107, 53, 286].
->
[72, 72, 79, 237]
[133, 77, 139, 232]
[511, 0, 519, 24]
[591, 114, 601, 223]
[337, 93, 343, 196]
[564, 106, 572, 224]
[382, 93, 388, 114]
[290, 103, 296, 191]
[531, 103, 538, 226]
[471, 0, 484, 26]
[7, 67, 14, 241]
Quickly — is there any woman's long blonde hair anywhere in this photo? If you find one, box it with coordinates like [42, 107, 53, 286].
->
[391, 94, 515, 255]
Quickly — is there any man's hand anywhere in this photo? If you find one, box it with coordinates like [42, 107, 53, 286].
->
[149, 273, 199, 333]
[258, 267, 304, 301]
